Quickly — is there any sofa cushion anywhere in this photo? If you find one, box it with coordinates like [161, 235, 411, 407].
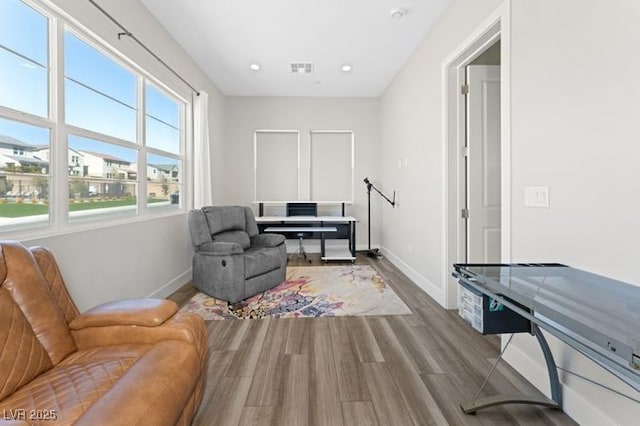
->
[204, 206, 246, 235]
[74, 340, 201, 426]
[1, 242, 77, 364]
[0, 288, 52, 401]
[188, 209, 213, 248]
[213, 230, 250, 249]
[0, 344, 146, 425]
[244, 246, 281, 278]
[31, 246, 80, 324]
[244, 206, 259, 237]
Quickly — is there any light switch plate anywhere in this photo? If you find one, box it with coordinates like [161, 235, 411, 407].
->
[524, 186, 549, 208]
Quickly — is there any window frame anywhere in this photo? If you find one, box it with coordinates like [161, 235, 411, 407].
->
[0, 0, 191, 239]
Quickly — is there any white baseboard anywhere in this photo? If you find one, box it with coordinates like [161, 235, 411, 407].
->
[147, 268, 192, 299]
[503, 340, 612, 426]
[379, 245, 445, 306]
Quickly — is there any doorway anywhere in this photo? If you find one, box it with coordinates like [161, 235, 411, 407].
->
[442, 4, 511, 308]
[464, 45, 501, 263]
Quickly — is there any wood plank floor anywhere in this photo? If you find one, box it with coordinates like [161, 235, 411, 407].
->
[168, 253, 577, 426]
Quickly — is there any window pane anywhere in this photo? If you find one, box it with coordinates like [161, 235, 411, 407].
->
[146, 84, 179, 128]
[65, 33, 135, 107]
[146, 116, 179, 154]
[65, 80, 136, 142]
[0, 0, 48, 117]
[145, 83, 180, 154]
[68, 135, 137, 222]
[64, 32, 136, 141]
[0, 0, 48, 65]
[0, 117, 49, 229]
[0, 49, 48, 117]
[147, 153, 180, 210]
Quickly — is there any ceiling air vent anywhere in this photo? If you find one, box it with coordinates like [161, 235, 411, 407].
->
[290, 62, 314, 74]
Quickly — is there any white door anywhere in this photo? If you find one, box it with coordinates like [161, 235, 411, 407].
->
[466, 65, 501, 263]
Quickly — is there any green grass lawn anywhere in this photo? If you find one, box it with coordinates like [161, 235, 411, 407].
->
[0, 198, 167, 218]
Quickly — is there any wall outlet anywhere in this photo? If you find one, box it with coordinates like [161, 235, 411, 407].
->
[524, 186, 549, 208]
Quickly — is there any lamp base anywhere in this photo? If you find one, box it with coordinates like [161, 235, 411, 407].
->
[366, 248, 383, 259]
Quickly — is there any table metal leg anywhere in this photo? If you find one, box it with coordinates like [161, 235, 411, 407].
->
[461, 324, 562, 414]
[350, 221, 356, 257]
[320, 222, 326, 258]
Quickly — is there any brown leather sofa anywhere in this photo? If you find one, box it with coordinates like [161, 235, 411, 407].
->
[0, 241, 207, 425]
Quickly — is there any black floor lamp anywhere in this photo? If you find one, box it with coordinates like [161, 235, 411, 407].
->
[364, 177, 395, 258]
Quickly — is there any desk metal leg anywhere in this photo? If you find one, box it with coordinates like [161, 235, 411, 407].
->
[320, 222, 326, 258]
[461, 324, 562, 414]
[534, 323, 563, 407]
[350, 221, 356, 257]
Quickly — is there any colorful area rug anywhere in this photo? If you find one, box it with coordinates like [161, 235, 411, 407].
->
[181, 265, 412, 320]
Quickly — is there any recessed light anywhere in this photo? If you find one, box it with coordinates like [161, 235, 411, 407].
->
[390, 8, 405, 19]
[341, 64, 352, 72]
[249, 63, 261, 71]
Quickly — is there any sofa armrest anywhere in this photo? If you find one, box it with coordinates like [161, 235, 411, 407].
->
[69, 299, 177, 329]
[72, 310, 207, 352]
[197, 241, 243, 255]
[251, 233, 285, 247]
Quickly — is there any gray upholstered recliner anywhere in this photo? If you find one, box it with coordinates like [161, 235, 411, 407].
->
[188, 206, 287, 303]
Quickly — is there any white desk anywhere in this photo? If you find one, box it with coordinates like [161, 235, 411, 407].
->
[257, 216, 356, 261]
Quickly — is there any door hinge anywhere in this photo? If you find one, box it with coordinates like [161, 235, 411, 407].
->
[461, 146, 469, 157]
[461, 84, 469, 95]
[461, 208, 469, 219]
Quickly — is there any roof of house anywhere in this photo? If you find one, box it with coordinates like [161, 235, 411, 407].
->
[3, 154, 49, 166]
[0, 135, 41, 150]
[79, 150, 131, 165]
[149, 163, 179, 172]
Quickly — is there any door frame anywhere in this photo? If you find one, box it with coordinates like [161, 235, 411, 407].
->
[441, 1, 512, 309]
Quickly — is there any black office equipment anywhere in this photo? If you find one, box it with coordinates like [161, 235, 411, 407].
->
[453, 263, 640, 415]
[458, 280, 531, 335]
[286, 202, 318, 217]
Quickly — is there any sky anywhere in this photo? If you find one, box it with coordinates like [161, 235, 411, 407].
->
[0, 0, 181, 166]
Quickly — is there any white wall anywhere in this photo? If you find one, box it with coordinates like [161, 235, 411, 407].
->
[379, 0, 502, 303]
[223, 97, 380, 250]
[14, 0, 225, 311]
[24, 214, 192, 311]
[505, 1, 640, 424]
[380, 0, 640, 424]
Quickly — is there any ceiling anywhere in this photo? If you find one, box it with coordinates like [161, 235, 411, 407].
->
[139, 0, 450, 98]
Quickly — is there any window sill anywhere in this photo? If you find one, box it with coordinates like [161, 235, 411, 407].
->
[0, 207, 187, 243]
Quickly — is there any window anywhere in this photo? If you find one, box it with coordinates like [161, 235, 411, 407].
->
[0, 0, 188, 234]
[0, 0, 49, 117]
[145, 83, 182, 209]
[146, 83, 181, 154]
[147, 153, 181, 209]
[68, 135, 137, 222]
[0, 117, 50, 228]
[65, 32, 137, 142]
